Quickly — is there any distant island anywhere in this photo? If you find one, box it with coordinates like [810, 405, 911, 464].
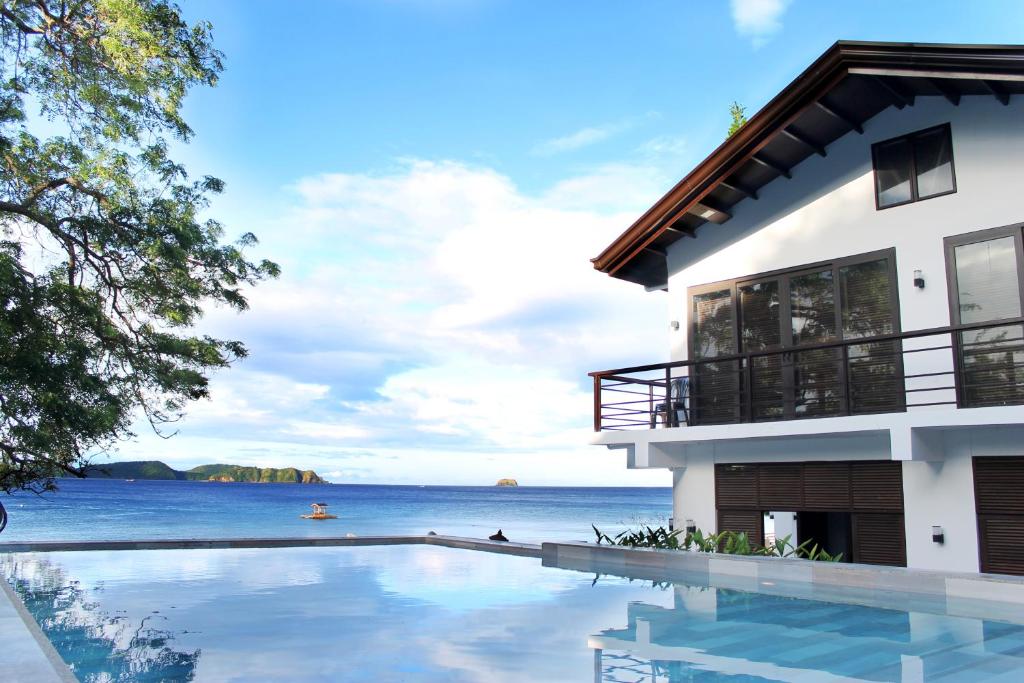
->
[75, 460, 326, 484]
[495, 478, 518, 487]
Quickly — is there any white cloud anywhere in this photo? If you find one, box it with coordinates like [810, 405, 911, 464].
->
[122, 158, 670, 485]
[364, 360, 592, 450]
[284, 420, 369, 441]
[531, 113, 661, 156]
[532, 124, 623, 156]
[730, 0, 792, 45]
[638, 134, 688, 160]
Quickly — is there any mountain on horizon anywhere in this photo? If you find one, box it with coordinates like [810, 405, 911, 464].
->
[78, 460, 326, 484]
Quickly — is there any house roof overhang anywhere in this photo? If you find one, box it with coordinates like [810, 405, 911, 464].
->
[592, 41, 1024, 289]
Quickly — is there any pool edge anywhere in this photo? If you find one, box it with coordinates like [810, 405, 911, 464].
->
[1, 575, 78, 683]
[0, 534, 543, 558]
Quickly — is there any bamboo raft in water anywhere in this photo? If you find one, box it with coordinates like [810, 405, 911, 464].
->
[300, 503, 337, 520]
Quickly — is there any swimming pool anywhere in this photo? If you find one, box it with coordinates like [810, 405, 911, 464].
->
[3, 545, 1024, 682]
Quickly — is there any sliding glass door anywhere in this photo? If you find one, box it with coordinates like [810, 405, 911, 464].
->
[947, 227, 1024, 407]
[688, 249, 902, 424]
[691, 287, 740, 424]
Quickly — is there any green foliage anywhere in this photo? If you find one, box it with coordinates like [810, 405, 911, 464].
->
[592, 525, 843, 562]
[727, 101, 748, 137]
[83, 459, 182, 480]
[74, 460, 325, 483]
[0, 2, 279, 492]
[592, 524, 687, 550]
[184, 464, 324, 484]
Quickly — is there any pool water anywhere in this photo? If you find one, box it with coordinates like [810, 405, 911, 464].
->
[3, 546, 1024, 682]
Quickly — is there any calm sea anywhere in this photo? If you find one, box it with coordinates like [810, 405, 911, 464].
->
[0, 478, 671, 544]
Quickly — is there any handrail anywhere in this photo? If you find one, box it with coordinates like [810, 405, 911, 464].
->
[589, 316, 1024, 378]
[591, 318, 1024, 432]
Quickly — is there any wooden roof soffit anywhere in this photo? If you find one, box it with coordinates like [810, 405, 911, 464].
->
[981, 79, 1011, 105]
[781, 127, 827, 157]
[591, 41, 1024, 287]
[928, 78, 961, 106]
[869, 75, 915, 108]
[814, 99, 864, 133]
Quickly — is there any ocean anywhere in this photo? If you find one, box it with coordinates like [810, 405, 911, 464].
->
[0, 478, 672, 543]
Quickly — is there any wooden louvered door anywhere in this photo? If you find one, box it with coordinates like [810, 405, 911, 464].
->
[717, 510, 764, 547]
[802, 462, 851, 510]
[850, 461, 906, 566]
[852, 514, 906, 566]
[714, 464, 764, 546]
[714, 460, 906, 566]
[974, 456, 1024, 575]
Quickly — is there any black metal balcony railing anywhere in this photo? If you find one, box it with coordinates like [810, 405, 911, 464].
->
[590, 319, 1024, 432]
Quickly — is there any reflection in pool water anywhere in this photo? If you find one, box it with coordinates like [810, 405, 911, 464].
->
[3, 546, 1024, 682]
[4, 555, 200, 681]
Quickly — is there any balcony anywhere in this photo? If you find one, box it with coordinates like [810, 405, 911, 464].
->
[590, 319, 1024, 433]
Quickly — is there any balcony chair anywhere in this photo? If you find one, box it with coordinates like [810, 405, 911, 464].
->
[652, 376, 690, 428]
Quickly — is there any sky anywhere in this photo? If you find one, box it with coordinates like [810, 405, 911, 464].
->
[115, 0, 1024, 486]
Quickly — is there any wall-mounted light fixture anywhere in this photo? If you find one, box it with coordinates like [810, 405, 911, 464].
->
[670, 320, 680, 330]
[685, 519, 697, 534]
[914, 270, 926, 289]
[932, 525, 945, 544]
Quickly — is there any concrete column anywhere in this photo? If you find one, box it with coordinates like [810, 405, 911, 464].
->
[672, 458, 717, 534]
[902, 452, 979, 572]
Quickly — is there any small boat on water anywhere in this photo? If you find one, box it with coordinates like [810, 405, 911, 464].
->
[300, 503, 337, 520]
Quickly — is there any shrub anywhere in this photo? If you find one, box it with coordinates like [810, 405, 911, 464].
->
[592, 524, 843, 562]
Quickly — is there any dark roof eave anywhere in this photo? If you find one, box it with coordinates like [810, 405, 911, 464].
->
[592, 41, 1024, 285]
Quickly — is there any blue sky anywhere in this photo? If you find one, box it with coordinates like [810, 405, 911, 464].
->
[122, 0, 1024, 485]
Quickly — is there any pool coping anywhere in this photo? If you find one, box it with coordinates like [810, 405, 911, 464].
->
[0, 575, 77, 682]
[541, 541, 1024, 622]
[0, 533, 542, 557]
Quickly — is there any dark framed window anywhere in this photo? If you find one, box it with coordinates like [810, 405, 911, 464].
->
[687, 249, 903, 424]
[945, 224, 1024, 407]
[872, 123, 956, 210]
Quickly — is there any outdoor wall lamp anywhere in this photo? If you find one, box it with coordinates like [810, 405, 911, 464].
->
[932, 525, 945, 544]
[914, 269, 926, 289]
[685, 519, 696, 534]
[670, 320, 680, 330]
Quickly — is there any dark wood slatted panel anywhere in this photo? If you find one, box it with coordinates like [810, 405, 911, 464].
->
[978, 516, 1024, 576]
[715, 464, 759, 509]
[717, 509, 764, 547]
[974, 457, 1024, 575]
[758, 463, 804, 509]
[803, 462, 852, 510]
[974, 457, 1024, 515]
[851, 461, 903, 512]
[852, 513, 906, 566]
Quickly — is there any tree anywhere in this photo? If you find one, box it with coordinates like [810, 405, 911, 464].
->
[727, 101, 748, 137]
[0, 1, 279, 493]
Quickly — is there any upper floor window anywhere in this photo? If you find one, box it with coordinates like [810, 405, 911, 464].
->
[872, 123, 955, 209]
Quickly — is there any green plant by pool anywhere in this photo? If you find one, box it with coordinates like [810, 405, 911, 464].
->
[592, 524, 844, 561]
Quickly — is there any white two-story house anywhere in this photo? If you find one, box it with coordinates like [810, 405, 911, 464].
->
[589, 41, 1024, 576]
